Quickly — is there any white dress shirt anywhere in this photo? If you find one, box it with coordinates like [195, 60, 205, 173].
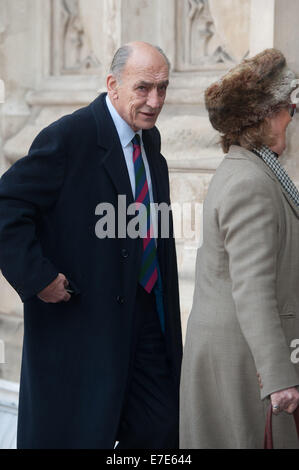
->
[106, 98, 163, 331]
[105, 95, 155, 204]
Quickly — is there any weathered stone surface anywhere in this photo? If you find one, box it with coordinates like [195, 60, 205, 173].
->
[4, 105, 81, 164]
[159, 113, 223, 164]
[209, 0, 250, 62]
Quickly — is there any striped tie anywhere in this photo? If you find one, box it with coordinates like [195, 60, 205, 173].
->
[132, 134, 158, 293]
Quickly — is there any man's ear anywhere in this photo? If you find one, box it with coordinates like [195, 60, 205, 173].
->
[107, 74, 119, 100]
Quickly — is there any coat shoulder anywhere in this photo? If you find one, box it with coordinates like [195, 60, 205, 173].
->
[148, 126, 168, 166]
[212, 151, 277, 199]
[39, 101, 96, 144]
[145, 125, 161, 150]
[204, 148, 283, 220]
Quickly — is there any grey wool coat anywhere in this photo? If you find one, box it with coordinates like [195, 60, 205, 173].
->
[180, 145, 299, 449]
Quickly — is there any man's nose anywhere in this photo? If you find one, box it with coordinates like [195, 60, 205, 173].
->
[146, 89, 161, 109]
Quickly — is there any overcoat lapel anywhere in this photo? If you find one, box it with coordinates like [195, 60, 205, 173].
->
[142, 130, 171, 289]
[102, 144, 134, 204]
[142, 130, 170, 239]
[90, 93, 134, 205]
[142, 131, 160, 204]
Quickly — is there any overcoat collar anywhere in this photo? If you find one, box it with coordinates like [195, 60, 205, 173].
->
[225, 145, 299, 217]
[90, 93, 133, 203]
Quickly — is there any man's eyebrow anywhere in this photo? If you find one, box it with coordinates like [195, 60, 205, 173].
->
[158, 80, 169, 87]
[135, 80, 169, 87]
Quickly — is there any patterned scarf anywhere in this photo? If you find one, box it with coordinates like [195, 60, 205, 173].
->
[252, 145, 299, 208]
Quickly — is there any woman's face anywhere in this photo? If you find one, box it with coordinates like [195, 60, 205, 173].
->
[268, 108, 292, 155]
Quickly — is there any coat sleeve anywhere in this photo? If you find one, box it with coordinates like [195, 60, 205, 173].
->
[218, 176, 299, 400]
[0, 123, 67, 302]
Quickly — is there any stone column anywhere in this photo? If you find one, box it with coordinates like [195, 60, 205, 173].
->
[250, 0, 299, 184]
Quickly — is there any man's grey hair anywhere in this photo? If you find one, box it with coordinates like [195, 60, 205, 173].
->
[110, 44, 171, 82]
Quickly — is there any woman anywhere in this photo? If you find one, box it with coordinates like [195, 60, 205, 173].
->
[180, 49, 299, 449]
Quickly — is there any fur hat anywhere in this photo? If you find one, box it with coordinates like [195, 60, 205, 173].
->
[205, 49, 297, 134]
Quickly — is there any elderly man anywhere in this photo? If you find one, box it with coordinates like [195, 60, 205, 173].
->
[0, 42, 182, 449]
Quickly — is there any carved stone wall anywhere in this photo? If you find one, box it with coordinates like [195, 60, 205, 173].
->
[176, 0, 250, 71]
[177, 0, 231, 70]
[1, 0, 299, 387]
[51, 0, 101, 75]
[50, 0, 122, 77]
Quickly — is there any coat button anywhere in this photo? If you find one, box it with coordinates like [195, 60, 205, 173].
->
[116, 296, 124, 305]
[121, 249, 129, 259]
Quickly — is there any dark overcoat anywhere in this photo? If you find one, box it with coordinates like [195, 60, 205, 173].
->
[0, 93, 182, 449]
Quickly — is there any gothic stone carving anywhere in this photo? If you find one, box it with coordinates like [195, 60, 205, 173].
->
[176, 0, 234, 71]
[51, 0, 102, 75]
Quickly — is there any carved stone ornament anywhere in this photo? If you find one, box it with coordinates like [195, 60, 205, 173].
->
[176, 0, 250, 71]
[209, 0, 250, 63]
[51, 0, 102, 75]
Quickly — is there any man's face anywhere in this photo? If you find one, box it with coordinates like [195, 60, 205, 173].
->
[108, 49, 169, 131]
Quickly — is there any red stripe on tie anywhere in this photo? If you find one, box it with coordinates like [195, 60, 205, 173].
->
[144, 268, 158, 294]
[143, 226, 153, 248]
[136, 181, 148, 204]
[133, 146, 141, 163]
[132, 134, 158, 294]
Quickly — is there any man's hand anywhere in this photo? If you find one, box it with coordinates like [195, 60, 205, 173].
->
[37, 273, 71, 303]
[270, 387, 299, 415]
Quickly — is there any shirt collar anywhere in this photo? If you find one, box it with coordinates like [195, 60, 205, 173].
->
[106, 95, 142, 148]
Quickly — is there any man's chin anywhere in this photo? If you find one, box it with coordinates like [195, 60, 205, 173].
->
[136, 119, 158, 130]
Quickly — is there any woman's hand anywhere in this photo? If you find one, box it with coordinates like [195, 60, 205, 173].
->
[270, 387, 299, 415]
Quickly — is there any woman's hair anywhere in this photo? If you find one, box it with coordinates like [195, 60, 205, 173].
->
[220, 117, 276, 154]
[204, 49, 297, 153]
